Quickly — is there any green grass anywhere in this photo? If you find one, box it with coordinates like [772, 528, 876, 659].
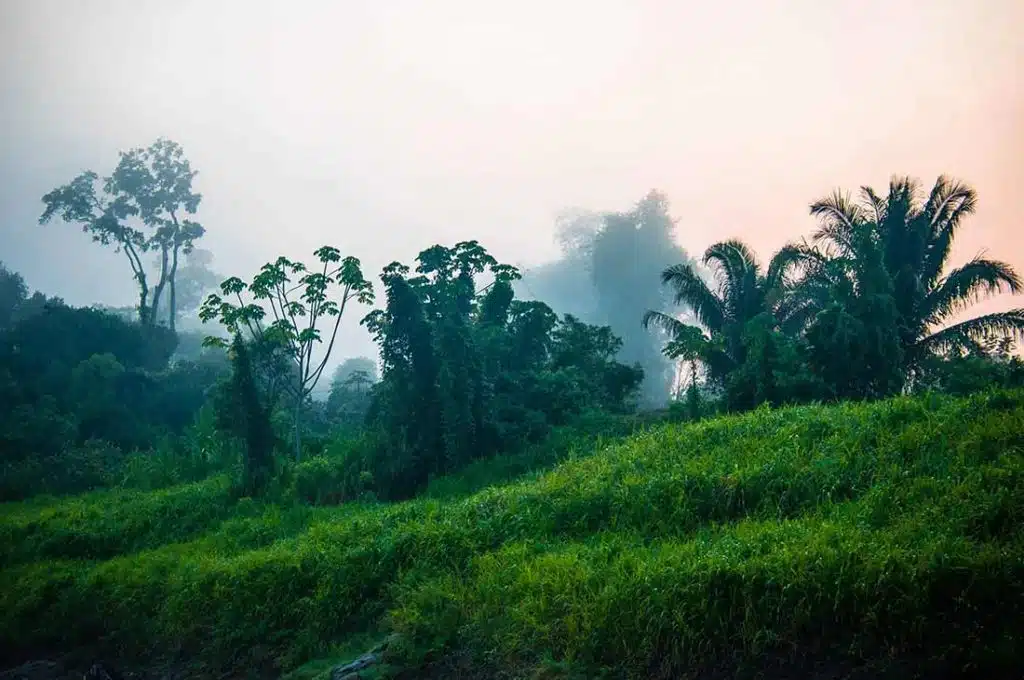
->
[1, 390, 1022, 678]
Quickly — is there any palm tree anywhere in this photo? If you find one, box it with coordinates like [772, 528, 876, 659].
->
[643, 239, 803, 385]
[801, 175, 1024, 378]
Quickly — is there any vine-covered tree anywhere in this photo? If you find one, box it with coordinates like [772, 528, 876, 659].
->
[216, 334, 276, 496]
[361, 240, 643, 499]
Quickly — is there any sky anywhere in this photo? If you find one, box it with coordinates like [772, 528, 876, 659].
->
[1, 0, 1022, 363]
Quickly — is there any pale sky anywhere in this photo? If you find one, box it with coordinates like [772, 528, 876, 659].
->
[1, 0, 1022, 362]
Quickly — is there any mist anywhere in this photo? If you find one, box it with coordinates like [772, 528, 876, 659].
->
[2, 0, 1022, 381]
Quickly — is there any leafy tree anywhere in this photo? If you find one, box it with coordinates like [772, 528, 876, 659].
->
[361, 241, 643, 499]
[364, 241, 511, 482]
[39, 138, 205, 328]
[725, 313, 822, 410]
[329, 356, 378, 392]
[799, 176, 1024, 388]
[0, 263, 63, 331]
[199, 246, 374, 460]
[643, 239, 803, 404]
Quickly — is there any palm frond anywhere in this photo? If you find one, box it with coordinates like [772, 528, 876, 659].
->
[921, 177, 978, 290]
[660, 262, 726, 332]
[641, 309, 691, 336]
[921, 257, 1023, 327]
[702, 240, 760, 321]
[809, 190, 867, 256]
[859, 185, 887, 225]
[916, 308, 1024, 356]
[643, 310, 709, 359]
[763, 243, 807, 295]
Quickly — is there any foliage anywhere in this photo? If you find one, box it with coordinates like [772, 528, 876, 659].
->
[0, 291, 228, 498]
[644, 240, 808, 410]
[39, 138, 205, 328]
[172, 248, 222, 325]
[913, 336, 1024, 396]
[647, 175, 1024, 410]
[798, 175, 1024, 391]
[214, 335, 277, 496]
[199, 246, 374, 460]
[523, 191, 696, 406]
[360, 241, 643, 499]
[587, 191, 696, 406]
[2, 390, 1022, 678]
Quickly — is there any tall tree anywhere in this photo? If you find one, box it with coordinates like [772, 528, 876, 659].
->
[325, 356, 378, 427]
[216, 334, 275, 496]
[520, 192, 694, 406]
[39, 138, 205, 329]
[199, 246, 374, 460]
[800, 175, 1024, 388]
[643, 239, 802, 387]
[362, 240, 642, 499]
[589, 190, 695, 407]
[171, 248, 222, 327]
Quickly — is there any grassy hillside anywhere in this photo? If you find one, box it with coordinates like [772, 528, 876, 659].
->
[2, 390, 1023, 678]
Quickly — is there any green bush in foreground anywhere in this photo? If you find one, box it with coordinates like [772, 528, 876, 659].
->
[1, 390, 1022, 678]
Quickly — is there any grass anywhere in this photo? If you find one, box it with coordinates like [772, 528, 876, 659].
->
[1, 389, 1022, 678]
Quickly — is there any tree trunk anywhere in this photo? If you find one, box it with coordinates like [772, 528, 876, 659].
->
[124, 244, 151, 326]
[168, 243, 180, 332]
[293, 395, 303, 462]
[138, 286, 151, 325]
[150, 246, 170, 327]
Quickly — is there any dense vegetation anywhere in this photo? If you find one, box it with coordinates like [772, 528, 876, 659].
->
[2, 139, 1023, 678]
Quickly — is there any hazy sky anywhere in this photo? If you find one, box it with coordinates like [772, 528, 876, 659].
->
[2, 0, 1022, 361]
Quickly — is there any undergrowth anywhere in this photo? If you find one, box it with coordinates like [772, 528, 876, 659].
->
[1, 389, 1022, 678]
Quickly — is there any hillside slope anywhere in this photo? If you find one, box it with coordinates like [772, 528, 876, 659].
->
[2, 390, 1023, 679]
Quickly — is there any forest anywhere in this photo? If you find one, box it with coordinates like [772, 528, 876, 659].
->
[2, 139, 1023, 679]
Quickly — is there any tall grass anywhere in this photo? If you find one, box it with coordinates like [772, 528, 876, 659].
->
[1, 389, 1021, 677]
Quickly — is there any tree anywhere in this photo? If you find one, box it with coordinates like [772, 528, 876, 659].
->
[199, 246, 374, 461]
[172, 248, 222, 327]
[329, 356, 378, 392]
[643, 239, 803, 393]
[800, 175, 1024, 388]
[209, 335, 276, 496]
[39, 138, 205, 329]
[0, 263, 28, 331]
[325, 356, 378, 428]
[589, 191, 695, 406]
[361, 240, 644, 499]
[520, 192, 695, 406]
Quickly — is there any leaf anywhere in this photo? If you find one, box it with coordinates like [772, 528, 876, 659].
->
[315, 245, 341, 263]
[220, 277, 247, 295]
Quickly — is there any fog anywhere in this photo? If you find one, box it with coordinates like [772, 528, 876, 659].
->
[2, 0, 1022, 372]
